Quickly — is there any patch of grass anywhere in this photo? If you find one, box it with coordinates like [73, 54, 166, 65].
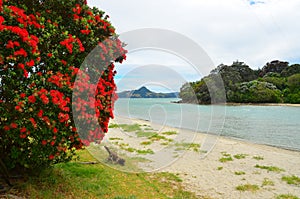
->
[144, 127, 154, 130]
[221, 152, 231, 157]
[162, 131, 178, 135]
[109, 137, 123, 141]
[109, 123, 120, 128]
[234, 171, 246, 175]
[282, 175, 300, 185]
[217, 167, 223, 171]
[174, 142, 201, 152]
[236, 184, 260, 192]
[136, 149, 154, 155]
[136, 131, 157, 138]
[119, 124, 142, 132]
[262, 178, 275, 186]
[219, 156, 233, 163]
[233, 154, 247, 159]
[150, 134, 169, 141]
[254, 164, 285, 173]
[276, 194, 300, 199]
[10, 150, 198, 199]
[253, 155, 264, 160]
[140, 141, 152, 145]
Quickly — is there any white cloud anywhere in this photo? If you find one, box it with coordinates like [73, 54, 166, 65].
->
[88, 0, 300, 90]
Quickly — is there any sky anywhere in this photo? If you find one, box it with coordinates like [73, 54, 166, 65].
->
[88, 0, 300, 92]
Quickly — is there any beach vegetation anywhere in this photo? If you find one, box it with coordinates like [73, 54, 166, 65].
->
[217, 167, 223, 170]
[162, 131, 178, 135]
[233, 154, 248, 159]
[262, 178, 275, 186]
[109, 137, 123, 141]
[118, 124, 142, 132]
[234, 171, 246, 175]
[254, 164, 285, 173]
[219, 152, 233, 162]
[140, 141, 153, 145]
[236, 184, 260, 192]
[136, 131, 157, 138]
[109, 123, 120, 128]
[253, 155, 264, 160]
[175, 142, 201, 152]
[282, 175, 300, 185]
[276, 194, 300, 199]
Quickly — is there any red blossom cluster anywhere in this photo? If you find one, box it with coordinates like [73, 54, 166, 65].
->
[1, 0, 127, 170]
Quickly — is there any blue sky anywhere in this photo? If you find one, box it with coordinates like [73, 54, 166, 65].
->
[88, 0, 300, 92]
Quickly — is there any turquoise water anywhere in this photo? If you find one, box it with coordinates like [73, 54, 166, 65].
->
[114, 98, 300, 151]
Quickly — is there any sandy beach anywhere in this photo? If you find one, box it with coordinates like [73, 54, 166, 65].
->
[92, 116, 300, 199]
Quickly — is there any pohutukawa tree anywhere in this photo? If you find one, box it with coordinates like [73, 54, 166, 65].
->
[0, 0, 127, 171]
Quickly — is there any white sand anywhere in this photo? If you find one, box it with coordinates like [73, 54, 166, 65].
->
[104, 116, 300, 199]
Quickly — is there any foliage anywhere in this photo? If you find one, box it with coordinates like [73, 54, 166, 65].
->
[0, 0, 126, 171]
[254, 164, 285, 173]
[281, 175, 300, 185]
[179, 60, 300, 104]
[236, 184, 260, 192]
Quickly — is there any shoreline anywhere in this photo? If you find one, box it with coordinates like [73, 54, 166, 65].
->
[114, 115, 300, 153]
[174, 100, 300, 107]
[106, 116, 300, 199]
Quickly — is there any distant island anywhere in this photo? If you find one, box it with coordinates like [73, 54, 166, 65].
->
[117, 86, 179, 98]
[179, 60, 300, 104]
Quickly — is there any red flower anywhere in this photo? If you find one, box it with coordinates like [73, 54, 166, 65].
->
[40, 94, 49, 104]
[3, 126, 10, 131]
[28, 95, 36, 103]
[47, 53, 53, 57]
[20, 134, 27, 139]
[37, 109, 43, 117]
[61, 60, 67, 66]
[14, 48, 28, 57]
[41, 140, 47, 146]
[26, 60, 35, 67]
[29, 118, 37, 128]
[53, 127, 58, 133]
[6, 40, 14, 49]
[10, 123, 18, 129]
[20, 93, 26, 98]
[15, 105, 21, 111]
[48, 154, 54, 160]
[50, 141, 55, 146]
[20, 127, 27, 133]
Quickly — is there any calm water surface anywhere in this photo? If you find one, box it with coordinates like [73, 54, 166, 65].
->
[114, 98, 300, 151]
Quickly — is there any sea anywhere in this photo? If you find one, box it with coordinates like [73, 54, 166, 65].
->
[114, 98, 300, 151]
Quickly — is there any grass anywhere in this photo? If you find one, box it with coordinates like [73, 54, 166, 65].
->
[236, 184, 260, 192]
[276, 194, 300, 199]
[252, 155, 264, 160]
[118, 124, 142, 132]
[219, 152, 233, 163]
[282, 175, 300, 185]
[109, 137, 123, 141]
[234, 171, 246, 175]
[136, 131, 157, 138]
[4, 150, 198, 199]
[162, 131, 178, 135]
[136, 149, 154, 155]
[254, 164, 285, 173]
[262, 178, 275, 186]
[109, 123, 120, 128]
[217, 167, 223, 171]
[174, 142, 201, 152]
[233, 154, 248, 159]
[140, 141, 152, 145]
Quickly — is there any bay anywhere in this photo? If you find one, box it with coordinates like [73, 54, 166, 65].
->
[114, 98, 300, 151]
